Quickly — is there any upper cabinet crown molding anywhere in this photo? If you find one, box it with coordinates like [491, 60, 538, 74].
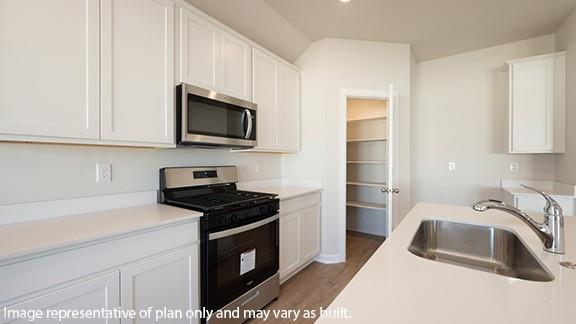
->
[507, 51, 566, 154]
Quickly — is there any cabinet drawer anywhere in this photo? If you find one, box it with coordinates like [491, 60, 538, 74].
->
[280, 192, 321, 215]
[516, 196, 574, 216]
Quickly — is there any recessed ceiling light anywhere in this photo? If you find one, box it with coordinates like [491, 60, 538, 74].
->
[340, 0, 351, 2]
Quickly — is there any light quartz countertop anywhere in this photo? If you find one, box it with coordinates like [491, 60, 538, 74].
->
[501, 179, 576, 198]
[237, 179, 322, 200]
[503, 186, 576, 198]
[317, 203, 576, 324]
[0, 204, 201, 263]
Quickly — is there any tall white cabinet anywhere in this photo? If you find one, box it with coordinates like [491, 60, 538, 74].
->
[507, 52, 566, 153]
[0, 0, 100, 140]
[100, 0, 175, 144]
[251, 49, 301, 153]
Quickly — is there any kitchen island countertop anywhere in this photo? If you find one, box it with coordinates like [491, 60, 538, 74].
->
[317, 203, 576, 324]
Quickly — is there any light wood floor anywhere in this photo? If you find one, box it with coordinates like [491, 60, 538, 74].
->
[249, 231, 385, 324]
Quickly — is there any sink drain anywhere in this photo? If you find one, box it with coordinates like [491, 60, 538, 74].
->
[560, 261, 576, 270]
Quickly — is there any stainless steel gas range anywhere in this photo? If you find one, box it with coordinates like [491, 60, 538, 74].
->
[159, 166, 279, 324]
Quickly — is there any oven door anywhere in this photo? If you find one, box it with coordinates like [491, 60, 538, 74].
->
[206, 214, 279, 311]
[178, 84, 257, 147]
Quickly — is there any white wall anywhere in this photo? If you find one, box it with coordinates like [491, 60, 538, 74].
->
[411, 35, 557, 206]
[0, 143, 281, 205]
[283, 38, 411, 261]
[555, 9, 576, 184]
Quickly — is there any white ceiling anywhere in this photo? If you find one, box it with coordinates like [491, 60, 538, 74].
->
[186, 0, 576, 62]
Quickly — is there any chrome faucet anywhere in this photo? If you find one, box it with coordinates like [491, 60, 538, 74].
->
[472, 185, 565, 254]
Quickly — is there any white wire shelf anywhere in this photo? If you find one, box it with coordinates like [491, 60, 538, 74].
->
[346, 200, 387, 210]
[346, 138, 387, 143]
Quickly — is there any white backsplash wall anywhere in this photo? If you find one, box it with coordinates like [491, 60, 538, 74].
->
[411, 35, 558, 207]
[0, 142, 281, 205]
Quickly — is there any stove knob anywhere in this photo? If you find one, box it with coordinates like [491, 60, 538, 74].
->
[259, 207, 267, 214]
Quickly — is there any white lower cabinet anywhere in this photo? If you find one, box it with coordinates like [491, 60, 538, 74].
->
[299, 206, 321, 262]
[279, 212, 301, 280]
[0, 222, 200, 324]
[120, 247, 199, 324]
[1, 272, 120, 324]
[279, 193, 321, 283]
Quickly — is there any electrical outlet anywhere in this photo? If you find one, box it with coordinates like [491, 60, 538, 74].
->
[448, 162, 456, 172]
[96, 164, 112, 183]
[510, 162, 519, 173]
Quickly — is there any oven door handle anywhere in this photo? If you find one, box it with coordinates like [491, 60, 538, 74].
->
[209, 214, 279, 241]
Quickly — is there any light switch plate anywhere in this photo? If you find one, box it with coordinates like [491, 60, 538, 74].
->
[448, 162, 456, 172]
[96, 164, 112, 182]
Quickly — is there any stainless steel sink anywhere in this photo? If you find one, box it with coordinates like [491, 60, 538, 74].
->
[408, 220, 554, 282]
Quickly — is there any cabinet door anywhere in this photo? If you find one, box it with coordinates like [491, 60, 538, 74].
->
[510, 58, 554, 152]
[100, 0, 175, 144]
[252, 49, 279, 150]
[0, 0, 99, 140]
[278, 65, 301, 152]
[120, 246, 199, 324]
[1, 272, 119, 324]
[279, 212, 300, 282]
[220, 32, 252, 101]
[299, 206, 321, 262]
[179, 8, 220, 91]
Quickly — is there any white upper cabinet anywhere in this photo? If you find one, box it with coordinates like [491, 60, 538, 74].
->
[508, 52, 565, 153]
[220, 32, 252, 101]
[278, 65, 301, 152]
[0, 0, 100, 140]
[251, 48, 301, 153]
[178, 7, 252, 101]
[253, 49, 279, 149]
[179, 7, 220, 91]
[100, 0, 175, 144]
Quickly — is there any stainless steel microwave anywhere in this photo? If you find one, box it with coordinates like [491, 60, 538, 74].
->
[176, 83, 257, 148]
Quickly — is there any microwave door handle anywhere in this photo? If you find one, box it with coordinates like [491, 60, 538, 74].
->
[245, 109, 253, 139]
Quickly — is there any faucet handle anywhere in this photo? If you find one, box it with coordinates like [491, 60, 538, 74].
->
[521, 185, 563, 216]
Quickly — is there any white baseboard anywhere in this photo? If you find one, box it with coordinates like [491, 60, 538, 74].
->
[0, 191, 158, 225]
[314, 253, 345, 264]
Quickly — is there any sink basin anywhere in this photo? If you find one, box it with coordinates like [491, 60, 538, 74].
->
[408, 220, 554, 282]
